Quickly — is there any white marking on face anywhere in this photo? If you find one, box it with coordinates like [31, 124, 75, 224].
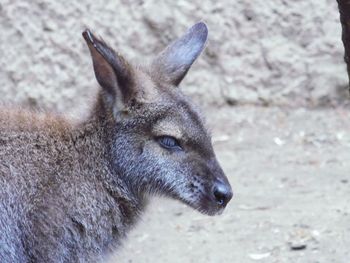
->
[152, 120, 183, 139]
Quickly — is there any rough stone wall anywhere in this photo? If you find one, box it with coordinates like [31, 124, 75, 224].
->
[0, 0, 347, 113]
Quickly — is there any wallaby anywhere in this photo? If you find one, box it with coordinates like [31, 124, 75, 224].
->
[0, 22, 232, 263]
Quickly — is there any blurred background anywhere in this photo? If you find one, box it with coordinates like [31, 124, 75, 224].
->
[1, 0, 349, 262]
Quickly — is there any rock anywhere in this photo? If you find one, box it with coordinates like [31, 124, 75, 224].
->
[289, 242, 307, 251]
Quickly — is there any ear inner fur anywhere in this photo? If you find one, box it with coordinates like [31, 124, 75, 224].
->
[151, 22, 208, 86]
[83, 29, 135, 108]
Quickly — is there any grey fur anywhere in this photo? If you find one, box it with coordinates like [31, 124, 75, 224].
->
[0, 22, 232, 263]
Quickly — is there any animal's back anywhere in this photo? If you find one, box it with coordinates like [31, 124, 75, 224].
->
[0, 108, 134, 262]
[0, 108, 72, 262]
[0, 107, 73, 201]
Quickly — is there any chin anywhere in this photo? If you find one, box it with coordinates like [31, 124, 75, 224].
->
[180, 195, 228, 216]
[194, 203, 226, 216]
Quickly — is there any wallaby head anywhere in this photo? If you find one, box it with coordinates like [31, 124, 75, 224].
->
[83, 22, 232, 216]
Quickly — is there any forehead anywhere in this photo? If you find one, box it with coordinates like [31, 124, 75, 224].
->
[135, 67, 211, 143]
[152, 94, 211, 144]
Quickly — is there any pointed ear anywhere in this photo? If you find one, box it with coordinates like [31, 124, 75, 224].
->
[151, 22, 208, 86]
[82, 29, 134, 109]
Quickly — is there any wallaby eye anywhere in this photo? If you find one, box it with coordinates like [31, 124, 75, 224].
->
[157, 136, 182, 151]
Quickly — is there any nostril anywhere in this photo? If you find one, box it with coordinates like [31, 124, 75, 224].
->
[213, 183, 233, 206]
[214, 189, 226, 206]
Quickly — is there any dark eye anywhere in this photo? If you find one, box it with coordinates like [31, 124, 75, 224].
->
[157, 136, 182, 151]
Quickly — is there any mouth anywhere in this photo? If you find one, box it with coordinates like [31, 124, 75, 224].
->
[179, 186, 233, 216]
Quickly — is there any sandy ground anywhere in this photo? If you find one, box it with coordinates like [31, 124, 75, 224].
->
[109, 105, 350, 263]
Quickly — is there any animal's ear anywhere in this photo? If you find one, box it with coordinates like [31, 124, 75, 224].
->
[151, 22, 208, 86]
[82, 29, 134, 110]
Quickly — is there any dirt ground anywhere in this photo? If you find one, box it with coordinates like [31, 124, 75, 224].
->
[110, 105, 350, 263]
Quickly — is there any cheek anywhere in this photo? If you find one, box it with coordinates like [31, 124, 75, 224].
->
[137, 143, 173, 176]
[142, 143, 188, 175]
[141, 141, 165, 162]
[142, 139, 186, 162]
[143, 140, 163, 155]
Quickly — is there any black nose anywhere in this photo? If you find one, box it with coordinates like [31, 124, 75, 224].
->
[213, 182, 233, 206]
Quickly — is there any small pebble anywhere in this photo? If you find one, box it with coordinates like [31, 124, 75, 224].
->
[289, 242, 307, 251]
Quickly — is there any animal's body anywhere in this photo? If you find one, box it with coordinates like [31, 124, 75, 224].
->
[0, 22, 232, 262]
